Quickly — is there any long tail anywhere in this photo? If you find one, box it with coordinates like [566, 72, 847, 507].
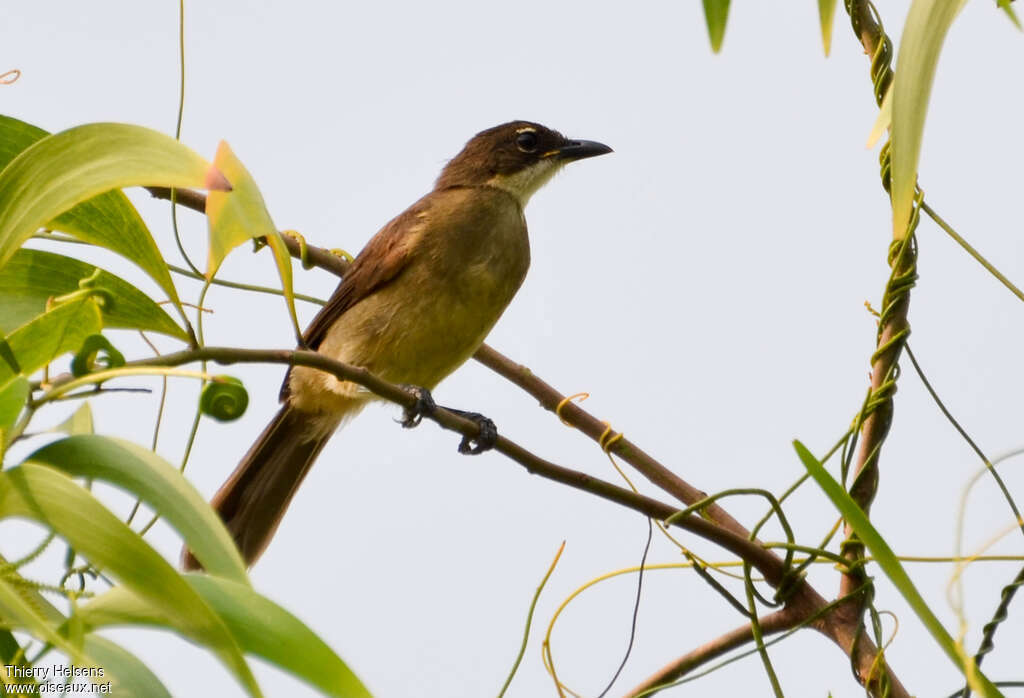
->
[183, 404, 345, 570]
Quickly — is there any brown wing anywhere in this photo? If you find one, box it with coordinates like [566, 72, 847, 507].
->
[279, 196, 429, 400]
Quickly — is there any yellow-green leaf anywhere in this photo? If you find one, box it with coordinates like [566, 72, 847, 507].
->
[205, 141, 300, 339]
[52, 401, 94, 436]
[0, 248, 188, 341]
[26, 435, 249, 584]
[0, 376, 28, 432]
[0, 297, 102, 383]
[997, 0, 1022, 30]
[890, 0, 967, 239]
[818, 0, 838, 56]
[793, 440, 1001, 697]
[0, 464, 260, 696]
[0, 121, 228, 273]
[81, 576, 372, 698]
[0, 115, 187, 317]
[0, 575, 84, 665]
[702, 0, 731, 53]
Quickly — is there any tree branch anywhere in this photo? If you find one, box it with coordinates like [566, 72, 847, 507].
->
[143, 185, 909, 697]
[624, 608, 795, 697]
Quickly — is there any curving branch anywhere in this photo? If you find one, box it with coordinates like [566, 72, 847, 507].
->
[143, 185, 910, 697]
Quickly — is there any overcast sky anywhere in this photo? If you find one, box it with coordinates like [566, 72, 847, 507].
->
[5, 1, 1024, 696]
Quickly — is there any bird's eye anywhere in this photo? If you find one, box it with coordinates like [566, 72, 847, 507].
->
[516, 131, 538, 152]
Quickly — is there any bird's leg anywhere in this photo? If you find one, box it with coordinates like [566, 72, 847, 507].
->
[398, 385, 437, 428]
[447, 408, 498, 455]
[397, 385, 498, 455]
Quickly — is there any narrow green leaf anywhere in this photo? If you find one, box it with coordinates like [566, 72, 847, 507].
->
[84, 635, 173, 698]
[701, 0, 731, 53]
[818, 0, 838, 56]
[0, 121, 228, 273]
[997, 0, 1022, 30]
[52, 402, 94, 436]
[793, 440, 1001, 697]
[0, 464, 260, 696]
[26, 435, 249, 584]
[0, 116, 183, 310]
[82, 576, 372, 698]
[890, 0, 967, 239]
[0, 297, 102, 383]
[205, 141, 300, 339]
[0, 248, 187, 341]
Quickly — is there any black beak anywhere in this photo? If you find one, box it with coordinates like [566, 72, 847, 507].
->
[554, 139, 613, 161]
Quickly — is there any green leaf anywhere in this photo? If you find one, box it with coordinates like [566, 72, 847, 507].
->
[0, 116, 184, 313]
[205, 141, 300, 339]
[82, 577, 372, 698]
[890, 0, 967, 239]
[0, 248, 188, 341]
[997, 0, 1022, 30]
[0, 120, 229, 277]
[0, 297, 102, 383]
[0, 555, 160, 696]
[53, 401, 94, 436]
[0, 575, 82, 665]
[0, 376, 28, 432]
[26, 435, 249, 584]
[793, 440, 1002, 697]
[818, 0, 838, 56]
[0, 464, 260, 696]
[84, 635, 173, 698]
[701, 0, 731, 53]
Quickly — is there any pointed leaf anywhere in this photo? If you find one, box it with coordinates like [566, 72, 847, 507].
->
[26, 435, 249, 583]
[701, 0, 731, 53]
[206, 141, 299, 338]
[52, 402, 94, 436]
[0, 116, 182, 311]
[0, 464, 260, 696]
[997, 0, 1022, 30]
[818, 0, 838, 56]
[0, 248, 187, 340]
[794, 440, 1000, 697]
[890, 0, 967, 239]
[0, 121, 228, 273]
[0, 297, 102, 383]
[81, 577, 371, 698]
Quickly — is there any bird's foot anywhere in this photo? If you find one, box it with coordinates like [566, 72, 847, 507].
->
[448, 409, 498, 455]
[398, 385, 436, 428]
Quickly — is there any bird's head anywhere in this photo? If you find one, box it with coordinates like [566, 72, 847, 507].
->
[435, 121, 612, 205]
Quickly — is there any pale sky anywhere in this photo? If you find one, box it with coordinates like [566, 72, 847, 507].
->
[5, 1, 1024, 696]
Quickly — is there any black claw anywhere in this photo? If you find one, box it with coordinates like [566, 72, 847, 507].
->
[398, 385, 436, 429]
[454, 411, 498, 455]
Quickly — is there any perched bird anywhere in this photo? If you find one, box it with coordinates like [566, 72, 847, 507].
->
[183, 121, 611, 569]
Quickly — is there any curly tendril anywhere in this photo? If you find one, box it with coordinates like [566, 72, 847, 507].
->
[49, 269, 117, 312]
[199, 376, 249, 421]
[70, 335, 126, 377]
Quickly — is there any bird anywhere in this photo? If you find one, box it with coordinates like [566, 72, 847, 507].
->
[183, 121, 611, 570]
